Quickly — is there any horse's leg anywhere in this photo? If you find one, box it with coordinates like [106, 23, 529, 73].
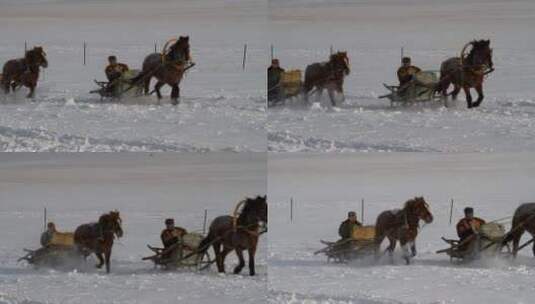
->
[233, 249, 245, 274]
[327, 88, 336, 107]
[95, 252, 104, 269]
[170, 83, 180, 106]
[474, 83, 484, 107]
[410, 240, 417, 257]
[248, 239, 257, 276]
[386, 236, 396, 257]
[512, 230, 523, 259]
[105, 246, 112, 274]
[400, 240, 412, 265]
[27, 85, 35, 99]
[374, 232, 385, 258]
[143, 76, 151, 95]
[219, 247, 232, 273]
[451, 84, 461, 101]
[154, 81, 165, 100]
[463, 86, 473, 108]
[212, 242, 223, 273]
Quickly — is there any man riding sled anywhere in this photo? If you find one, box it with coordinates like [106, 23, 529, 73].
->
[456, 207, 486, 252]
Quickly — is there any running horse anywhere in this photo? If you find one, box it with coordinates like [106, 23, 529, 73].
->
[1, 46, 48, 98]
[374, 197, 433, 264]
[74, 210, 123, 273]
[199, 195, 267, 276]
[303, 51, 350, 106]
[502, 203, 535, 258]
[438, 39, 494, 108]
[130, 36, 192, 105]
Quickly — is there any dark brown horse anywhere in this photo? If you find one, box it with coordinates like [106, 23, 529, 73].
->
[2, 46, 48, 98]
[199, 195, 267, 276]
[74, 210, 123, 273]
[438, 40, 494, 108]
[374, 197, 433, 264]
[303, 51, 350, 106]
[502, 203, 535, 258]
[131, 36, 191, 105]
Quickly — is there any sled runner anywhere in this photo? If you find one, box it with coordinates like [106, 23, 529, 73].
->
[437, 222, 510, 262]
[18, 231, 83, 268]
[143, 232, 213, 270]
[380, 70, 441, 106]
[90, 69, 144, 100]
[315, 225, 376, 262]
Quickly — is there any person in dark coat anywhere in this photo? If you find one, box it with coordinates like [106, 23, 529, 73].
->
[161, 218, 187, 249]
[40, 222, 57, 247]
[397, 57, 421, 95]
[268, 59, 285, 103]
[456, 207, 486, 243]
[338, 211, 362, 240]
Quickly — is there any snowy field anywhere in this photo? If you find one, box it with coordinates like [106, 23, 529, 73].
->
[267, 0, 535, 153]
[268, 153, 535, 303]
[0, 0, 267, 152]
[0, 153, 267, 304]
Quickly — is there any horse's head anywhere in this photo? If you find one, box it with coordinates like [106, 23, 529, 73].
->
[239, 195, 268, 228]
[168, 36, 191, 62]
[26, 46, 48, 69]
[467, 39, 493, 70]
[406, 196, 433, 224]
[330, 51, 350, 76]
[104, 210, 123, 238]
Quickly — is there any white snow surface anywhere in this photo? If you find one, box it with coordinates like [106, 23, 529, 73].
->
[268, 152, 535, 304]
[0, 152, 267, 304]
[0, 0, 267, 152]
[267, 0, 535, 153]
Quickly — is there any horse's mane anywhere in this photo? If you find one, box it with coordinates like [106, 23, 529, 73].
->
[403, 196, 426, 209]
[238, 196, 266, 223]
[466, 39, 490, 64]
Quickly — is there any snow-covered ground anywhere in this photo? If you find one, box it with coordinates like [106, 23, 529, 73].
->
[267, 0, 535, 152]
[0, 0, 267, 152]
[0, 153, 267, 304]
[268, 153, 535, 304]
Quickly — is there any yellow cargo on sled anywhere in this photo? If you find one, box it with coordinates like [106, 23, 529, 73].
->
[280, 70, 302, 98]
[50, 231, 75, 247]
[351, 225, 376, 241]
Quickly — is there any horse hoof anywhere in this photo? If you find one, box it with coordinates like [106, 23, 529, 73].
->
[249, 272, 255, 276]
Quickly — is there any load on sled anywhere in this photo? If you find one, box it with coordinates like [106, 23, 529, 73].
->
[315, 225, 376, 263]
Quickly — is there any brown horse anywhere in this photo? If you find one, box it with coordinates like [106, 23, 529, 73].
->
[199, 195, 267, 276]
[74, 211, 123, 273]
[502, 203, 535, 258]
[374, 197, 433, 264]
[2, 46, 48, 98]
[438, 40, 494, 108]
[303, 51, 350, 106]
[131, 36, 191, 105]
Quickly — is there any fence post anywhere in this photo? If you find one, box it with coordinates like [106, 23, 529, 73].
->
[290, 197, 294, 223]
[361, 198, 364, 223]
[242, 44, 247, 70]
[449, 199, 454, 225]
[43, 207, 47, 232]
[83, 41, 87, 66]
[202, 209, 208, 234]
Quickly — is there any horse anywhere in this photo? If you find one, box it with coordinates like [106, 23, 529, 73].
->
[303, 51, 350, 106]
[374, 196, 433, 264]
[130, 36, 191, 105]
[1, 46, 48, 98]
[502, 203, 535, 258]
[74, 210, 123, 273]
[199, 195, 267, 276]
[438, 39, 494, 108]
